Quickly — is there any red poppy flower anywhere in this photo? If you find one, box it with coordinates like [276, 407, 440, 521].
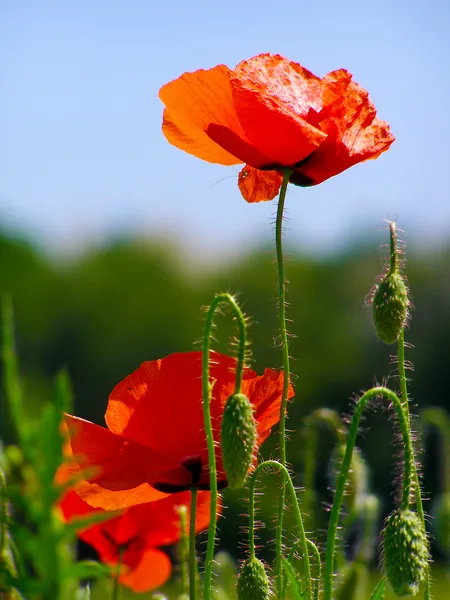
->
[159, 53, 394, 203]
[64, 351, 293, 510]
[60, 489, 213, 593]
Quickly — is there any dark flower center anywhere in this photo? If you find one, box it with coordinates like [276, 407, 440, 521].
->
[153, 455, 228, 493]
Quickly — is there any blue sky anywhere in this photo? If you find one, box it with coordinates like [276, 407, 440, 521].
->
[1, 0, 449, 259]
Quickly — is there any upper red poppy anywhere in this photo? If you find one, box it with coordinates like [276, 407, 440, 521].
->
[60, 489, 213, 592]
[64, 351, 293, 510]
[159, 53, 395, 202]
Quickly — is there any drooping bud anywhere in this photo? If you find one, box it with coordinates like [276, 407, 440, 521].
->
[237, 557, 270, 600]
[371, 222, 410, 344]
[431, 492, 450, 557]
[221, 393, 257, 489]
[383, 508, 429, 596]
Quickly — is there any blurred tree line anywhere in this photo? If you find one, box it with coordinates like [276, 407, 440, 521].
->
[0, 230, 448, 559]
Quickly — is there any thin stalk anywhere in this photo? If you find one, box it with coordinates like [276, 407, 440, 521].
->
[202, 293, 247, 600]
[323, 386, 414, 600]
[249, 460, 312, 600]
[397, 330, 431, 600]
[189, 489, 198, 600]
[274, 168, 293, 599]
[112, 546, 125, 600]
[178, 505, 189, 596]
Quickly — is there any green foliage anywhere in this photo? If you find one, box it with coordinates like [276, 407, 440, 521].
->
[369, 578, 386, 600]
[0, 298, 110, 599]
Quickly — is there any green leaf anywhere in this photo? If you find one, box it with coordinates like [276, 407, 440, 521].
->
[369, 577, 385, 600]
[76, 584, 91, 600]
[282, 557, 305, 600]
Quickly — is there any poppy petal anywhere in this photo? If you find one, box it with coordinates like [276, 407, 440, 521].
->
[292, 70, 395, 185]
[159, 65, 246, 166]
[238, 165, 283, 203]
[142, 490, 220, 547]
[241, 368, 295, 444]
[105, 352, 208, 464]
[120, 548, 171, 592]
[64, 415, 176, 507]
[231, 54, 327, 166]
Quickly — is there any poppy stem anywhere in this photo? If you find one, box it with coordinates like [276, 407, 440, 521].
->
[112, 546, 124, 600]
[322, 386, 414, 600]
[202, 292, 247, 600]
[177, 505, 190, 596]
[249, 461, 312, 600]
[397, 330, 431, 599]
[189, 488, 198, 600]
[274, 168, 293, 598]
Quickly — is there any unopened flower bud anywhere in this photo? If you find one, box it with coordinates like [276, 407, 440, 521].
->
[221, 393, 257, 489]
[383, 509, 429, 596]
[237, 557, 270, 600]
[372, 272, 409, 344]
[431, 492, 450, 556]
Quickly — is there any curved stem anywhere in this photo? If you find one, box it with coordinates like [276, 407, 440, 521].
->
[323, 386, 414, 600]
[274, 168, 293, 598]
[397, 330, 431, 600]
[189, 489, 198, 600]
[249, 460, 312, 600]
[286, 539, 321, 600]
[202, 293, 247, 600]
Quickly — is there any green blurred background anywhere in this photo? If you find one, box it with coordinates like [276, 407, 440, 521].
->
[0, 229, 449, 569]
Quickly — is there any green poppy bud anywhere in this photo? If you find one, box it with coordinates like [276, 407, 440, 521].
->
[237, 557, 270, 600]
[372, 271, 409, 344]
[383, 509, 429, 596]
[221, 393, 257, 489]
[431, 492, 450, 557]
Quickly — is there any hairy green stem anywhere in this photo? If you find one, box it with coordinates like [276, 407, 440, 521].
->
[249, 460, 312, 600]
[397, 330, 430, 600]
[389, 221, 398, 273]
[323, 386, 415, 600]
[189, 489, 198, 600]
[285, 538, 321, 600]
[202, 293, 247, 600]
[274, 168, 293, 599]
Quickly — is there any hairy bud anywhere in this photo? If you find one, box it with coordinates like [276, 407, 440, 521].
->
[221, 393, 257, 489]
[237, 557, 270, 600]
[372, 272, 409, 344]
[383, 509, 429, 596]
